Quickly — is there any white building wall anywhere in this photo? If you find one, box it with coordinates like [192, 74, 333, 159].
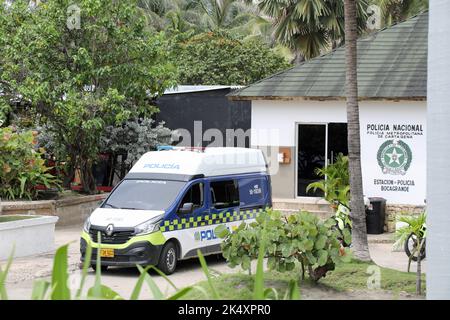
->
[251, 99, 426, 205]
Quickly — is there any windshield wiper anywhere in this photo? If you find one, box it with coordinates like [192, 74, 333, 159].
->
[104, 203, 119, 209]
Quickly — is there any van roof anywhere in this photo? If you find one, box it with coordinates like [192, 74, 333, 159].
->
[128, 147, 267, 178]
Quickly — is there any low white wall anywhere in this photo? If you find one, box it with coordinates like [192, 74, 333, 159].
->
[0, 215, 59, 260]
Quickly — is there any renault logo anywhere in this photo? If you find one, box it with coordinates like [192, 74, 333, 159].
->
[105, 224, 114, 236]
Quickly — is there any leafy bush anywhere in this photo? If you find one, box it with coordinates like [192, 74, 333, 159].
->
[99, 118, 173, 174]
[172, 31, 290, 85]
[0, 127, 59, 200]
[0, 238, 299, 300]
[217, 210, 352, 282]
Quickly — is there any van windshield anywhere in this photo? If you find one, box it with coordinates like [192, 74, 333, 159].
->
[103, 179, 186, 211]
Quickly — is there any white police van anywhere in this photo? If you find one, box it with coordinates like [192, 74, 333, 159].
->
[80, 147, 272, 274]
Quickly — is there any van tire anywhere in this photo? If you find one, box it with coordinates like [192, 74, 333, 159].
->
[157, 242, 178, 275]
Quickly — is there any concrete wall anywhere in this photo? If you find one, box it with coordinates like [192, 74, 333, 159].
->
[0, 194, 108, 226]
[0, 215, 59, 260]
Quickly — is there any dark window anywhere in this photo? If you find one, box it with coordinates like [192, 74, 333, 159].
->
[178, 183, 204, 212]
[103, 180, 185, 211]
[210, 180, 240, 209]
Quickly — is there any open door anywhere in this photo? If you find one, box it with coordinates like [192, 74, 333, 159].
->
[297, 123, 348, 197]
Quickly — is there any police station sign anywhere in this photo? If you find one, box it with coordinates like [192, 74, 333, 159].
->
[360, 104, 426, 205]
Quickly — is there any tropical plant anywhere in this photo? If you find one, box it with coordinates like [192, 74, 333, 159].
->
[217, 210, 352, 282]
[254, 0, 369, 61]
[0, 237, 300, 300]
[0, 0, 177, 194]
[138, 0, 259, 34]
[187, 0, 256, 32]
[0, 127, 60, 200]
[306, 153, 350, 207]
[137, 0, 201, 33]
[371, 0, 428, 27]
[344, 0, 371, 261]
[197, 228, 300, 300]
[394, 212, 426, 295]
[306, 154, 351, 246]
[172, 31, 290, 85]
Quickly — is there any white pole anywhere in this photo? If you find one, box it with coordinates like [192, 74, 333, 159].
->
[427, 0, 450, 299]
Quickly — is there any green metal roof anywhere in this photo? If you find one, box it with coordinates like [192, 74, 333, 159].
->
[230, 11, 428, 100]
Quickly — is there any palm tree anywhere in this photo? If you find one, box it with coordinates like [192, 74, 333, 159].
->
[343, 0, 370, 262]
[138, 0, 258, 33]
[371, 0, 428, 27]
[137, 0, 202, 33]
[256, 0, 369, 61]
[187, 0, 257, 32]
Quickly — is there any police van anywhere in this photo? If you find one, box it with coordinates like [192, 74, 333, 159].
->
[80, 147, 272, 274]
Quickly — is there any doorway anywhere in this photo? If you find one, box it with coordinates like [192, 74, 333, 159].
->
[296, 123, 348, 197]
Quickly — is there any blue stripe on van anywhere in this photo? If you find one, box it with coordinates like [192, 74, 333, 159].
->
[159, 208, 264, 232]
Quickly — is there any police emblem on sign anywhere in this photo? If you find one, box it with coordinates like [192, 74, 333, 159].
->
[377, 139, 412, 175]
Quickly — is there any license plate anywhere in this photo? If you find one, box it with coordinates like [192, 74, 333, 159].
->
[100, 248, 114, 258]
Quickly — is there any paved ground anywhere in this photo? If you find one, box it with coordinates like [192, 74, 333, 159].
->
[2, 225, 426, 299]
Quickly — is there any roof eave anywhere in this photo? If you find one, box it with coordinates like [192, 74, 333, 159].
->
[228, 95, 427, 102]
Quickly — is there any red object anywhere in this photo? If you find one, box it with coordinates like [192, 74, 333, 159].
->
[70, 185, 113, 192]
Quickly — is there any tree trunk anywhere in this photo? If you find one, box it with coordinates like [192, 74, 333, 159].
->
[62, 152, 77, 189]
[416, 238, 423, 295]
[344, 0, 370, 261]
[79, 158, 97, 194]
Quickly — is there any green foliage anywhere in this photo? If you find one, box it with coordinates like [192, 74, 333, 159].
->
[0, 247, 14, 300]
[99, 117, 172, 173]
[306, 153, 350, 206]
[172, 31, 290, 85]
[394, 212, 427, 249]
[0, 241, 298, 300]
[256, 0, 369, 60]
[197, 249, 221, 299]
[0, 0, 177, 193]
[394, 211, 427, 279]
[0, 127, 59, 200]
[306, 153, 352, 244]
[138, 0, 267, 39]
[219, 210, 352, 282]
[371, 0, 428, 27]
[50, 244, 71, 300]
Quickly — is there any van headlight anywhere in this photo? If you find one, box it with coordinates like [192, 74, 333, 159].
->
[83, 216, 91, 232]
[135, 215, 163, 235]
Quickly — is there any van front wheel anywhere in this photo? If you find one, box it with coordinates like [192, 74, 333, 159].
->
[157, 242, 178, 275]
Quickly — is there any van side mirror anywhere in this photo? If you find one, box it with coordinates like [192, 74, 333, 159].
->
[179, 202, 194, 214]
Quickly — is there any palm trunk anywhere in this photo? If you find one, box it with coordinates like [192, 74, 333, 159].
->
[416, 238, 423, 295]
[344, 0, 370, 261]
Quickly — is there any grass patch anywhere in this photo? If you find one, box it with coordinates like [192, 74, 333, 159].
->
[0, 215, 38, 223]
[185, 260, 424, 300]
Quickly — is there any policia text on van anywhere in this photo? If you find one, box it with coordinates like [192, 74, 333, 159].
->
[80, 147, 272, 274]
